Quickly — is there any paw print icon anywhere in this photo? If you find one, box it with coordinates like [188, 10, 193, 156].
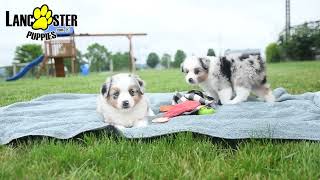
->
[32, 4, 53, 30]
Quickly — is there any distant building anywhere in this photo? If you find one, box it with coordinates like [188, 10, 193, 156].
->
[224, 49, 261, 59]
[136, 63, 147, 70]
[0, 67, 6, 77]
[315, 50, 320, 60]
[313, 45, 320, 60]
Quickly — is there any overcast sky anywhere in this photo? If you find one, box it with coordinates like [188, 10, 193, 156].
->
[1, 0, 319, 66]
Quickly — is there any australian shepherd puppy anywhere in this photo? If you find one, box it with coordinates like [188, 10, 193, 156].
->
[181, 55, 275, 104]
[97, 73, 154, 128]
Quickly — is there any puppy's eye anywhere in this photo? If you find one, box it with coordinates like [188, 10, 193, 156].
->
[185, 70, 189, 74]
[194, 69, 200, 75]
[129, 89, 135, 96]
[113, 92, 119, 99]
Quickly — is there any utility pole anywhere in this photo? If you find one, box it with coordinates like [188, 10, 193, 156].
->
[285, 0, 291, 41]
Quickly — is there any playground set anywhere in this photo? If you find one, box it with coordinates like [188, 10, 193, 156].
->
[6, 26, 147, 81]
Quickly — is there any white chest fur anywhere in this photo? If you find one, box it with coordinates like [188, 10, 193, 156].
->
[97, 95, 149, 127]
[199, 80, 219, 100]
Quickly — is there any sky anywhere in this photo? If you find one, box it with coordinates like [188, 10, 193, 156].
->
[0, 0, 319, 66]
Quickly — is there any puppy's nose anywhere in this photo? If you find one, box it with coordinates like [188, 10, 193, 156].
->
[188, 78, 194, 83]
[122, 100, 130, 109]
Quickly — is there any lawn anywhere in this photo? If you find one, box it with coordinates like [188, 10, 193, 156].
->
[0, 61, 320, 179]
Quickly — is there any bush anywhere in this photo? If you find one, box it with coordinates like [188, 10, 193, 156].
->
[160, 53, 171, 68]
[266, 43, 281, 63]
[172, 50, 186, 68]
[111, 52, 130, 71]
[146, 52, 160, 68]
[207, 48, 216, 56]
[277, 23, 320, 60]
[5, 67, 13, 77]
[85, 43, 110, 72]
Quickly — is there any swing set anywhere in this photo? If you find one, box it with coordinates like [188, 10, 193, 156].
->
[39, 28, 147, 78]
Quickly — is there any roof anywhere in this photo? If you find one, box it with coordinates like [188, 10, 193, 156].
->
[225, 49, 261, 55]
[44, 25, 75, 37]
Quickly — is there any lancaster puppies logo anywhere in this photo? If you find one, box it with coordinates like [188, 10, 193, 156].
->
[6, 4, 78, 41]
[32, 5, 53, 30]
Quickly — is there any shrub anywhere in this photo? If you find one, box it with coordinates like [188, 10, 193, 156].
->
[146, 52, 160, 68]
[266, 43, 281, 63]
[172, 50, 186, 68]
[207, 48, 216, 56]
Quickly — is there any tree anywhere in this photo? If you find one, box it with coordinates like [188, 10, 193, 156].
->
[111, 52, 130, 71]
[315, 29, 320, 48]
[64, 49, 83, 73]
[84, 43, 110, 72]
[172, 50, 186, 68]
[207, 48, 216, 56]
[14, 44, 43, 63]
[265, 43, 281, 63]
[278, 23, 320, 60]
[76, 49, 84, 64]
[146, 52, 160, 68]
[160, 53, 171, 68]
[13, 43, 43, 76]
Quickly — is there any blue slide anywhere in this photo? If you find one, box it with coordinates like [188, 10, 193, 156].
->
[6, 55, 45, 81]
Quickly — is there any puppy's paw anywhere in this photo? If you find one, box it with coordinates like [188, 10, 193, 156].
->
[265, 93, 276, 102]
[152, 117, 170, 123]
[148, 108, 155, 116]
[104, 117, 112, 123]
[103, 120, 126, 130]
[134, 119, 148, 128]
[227, 101, 238, 105]
[224, 99, 243, 105]
[114, 125, 126, 130]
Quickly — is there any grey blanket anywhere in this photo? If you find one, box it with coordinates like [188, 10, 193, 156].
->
[0, 88, 320, 144]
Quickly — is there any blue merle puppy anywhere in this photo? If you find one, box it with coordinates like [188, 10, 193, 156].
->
[181, 55, 275, 104]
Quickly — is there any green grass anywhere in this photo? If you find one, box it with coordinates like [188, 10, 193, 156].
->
[1, 61, 320, 179]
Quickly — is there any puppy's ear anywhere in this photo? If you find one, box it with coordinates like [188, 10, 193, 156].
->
[250, 54, 261, 60]
[101, 77, 112, 98]
[199, 57, 210, 71]
[221, 56, 227, 61]
[133, 75, 145, 94]
[180, 62, 184, 73]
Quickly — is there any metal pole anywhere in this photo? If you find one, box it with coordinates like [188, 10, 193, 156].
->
[13, 64, 16, 75]
[110, 58, 113, 72]
[285, 0, 291, 41]
[127, 35, 135, 73]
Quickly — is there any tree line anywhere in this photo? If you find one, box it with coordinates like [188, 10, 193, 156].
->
[12, 43, 131, 73]
[12, 42, 217, 72]
[146, 48, 216, 68]
[266, 22, 320, 62]
[146, 50, 186, 69]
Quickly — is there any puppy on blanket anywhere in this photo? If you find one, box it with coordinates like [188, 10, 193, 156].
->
[97, 73, 154, 128]
[181, 55, 275, 104]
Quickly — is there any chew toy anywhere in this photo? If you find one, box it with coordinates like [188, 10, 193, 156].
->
[164, 100, 200, 118]
[159, 105, 174, 112]
[197, 106, 215, 115]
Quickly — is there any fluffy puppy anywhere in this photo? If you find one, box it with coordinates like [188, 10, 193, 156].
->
[97, 73, 154, 128]
[181, 55, 275, 104]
